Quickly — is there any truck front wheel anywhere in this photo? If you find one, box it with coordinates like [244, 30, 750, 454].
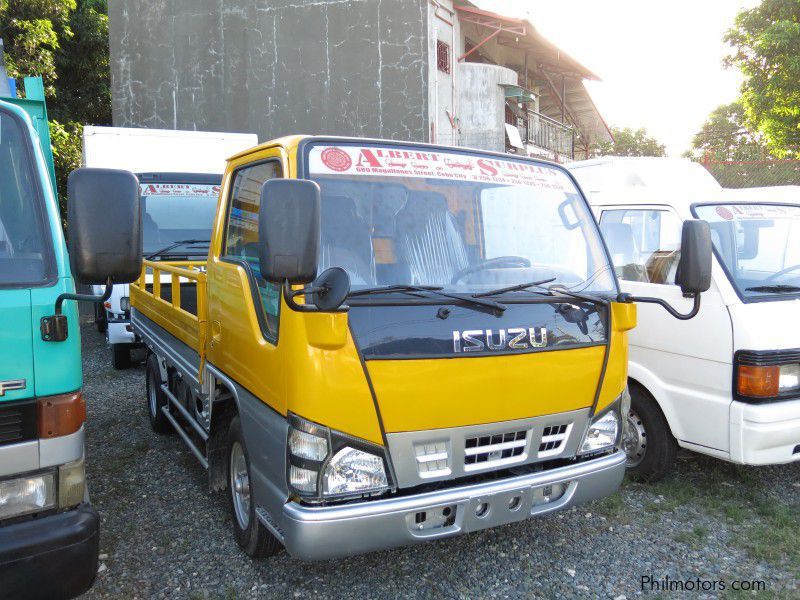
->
[623, 385, 677, 482]
[146, 354, 172, 434]
[227, 416, 282, 558]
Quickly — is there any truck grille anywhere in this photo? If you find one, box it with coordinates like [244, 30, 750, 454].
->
[464, 430, 528, 470]
[0, 399, 37, 447]
[537, 424, 572, 458]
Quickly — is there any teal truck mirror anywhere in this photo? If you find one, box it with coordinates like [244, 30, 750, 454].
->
[41, 168, 143, 341]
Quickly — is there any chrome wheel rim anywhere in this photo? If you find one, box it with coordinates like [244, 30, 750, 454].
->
[230, 442, 251, 529]
[623, 408, 647, 467]
[147, 369, 158, 418]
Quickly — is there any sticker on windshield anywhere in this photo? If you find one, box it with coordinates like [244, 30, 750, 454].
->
[309, 145, 575, 191]
[140, 183, 220, 197]
[713, 204, 797, 220]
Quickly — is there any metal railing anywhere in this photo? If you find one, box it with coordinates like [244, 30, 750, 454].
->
[522, 111, 574, 159]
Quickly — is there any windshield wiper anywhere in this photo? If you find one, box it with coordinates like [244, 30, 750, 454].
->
[145, 239, 210, 260]
[473, 277, 556, 298]
[349, 284, 506, 313]
[745, 284, 800, 293]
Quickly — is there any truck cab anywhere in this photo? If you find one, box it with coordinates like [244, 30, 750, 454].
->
[129, 137, 711, 560]
[569, 157, 800, 480]
[0, 99, 97, 598]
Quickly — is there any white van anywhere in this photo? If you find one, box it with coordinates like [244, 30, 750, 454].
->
[83, 126, 258, 368]
[568, 157, 800, 480]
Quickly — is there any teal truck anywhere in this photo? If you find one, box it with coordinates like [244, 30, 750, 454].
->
[0, 79, 142, 596]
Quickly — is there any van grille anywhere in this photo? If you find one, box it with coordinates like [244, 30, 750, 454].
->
[0, 399, 37, 447]
[464, 430, 528, 470]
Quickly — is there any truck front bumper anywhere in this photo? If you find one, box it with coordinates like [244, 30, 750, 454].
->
[280, 449, 625, 561]
[0, 503, 99, 599]
[730, 398, 800, 465]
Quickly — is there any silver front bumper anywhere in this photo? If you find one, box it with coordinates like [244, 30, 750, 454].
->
[279, 449, 626, 561]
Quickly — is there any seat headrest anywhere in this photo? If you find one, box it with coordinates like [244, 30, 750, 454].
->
[600, 222, 637, 258]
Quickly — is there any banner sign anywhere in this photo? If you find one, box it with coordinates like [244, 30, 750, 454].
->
[140, 183, 220, 197]
[308, 145, 575, 192]
[712, 204, 798, 221]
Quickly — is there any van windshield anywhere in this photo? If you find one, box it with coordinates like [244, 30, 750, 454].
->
[694, 203, 800, 300]
[140, 181, 220, 257]
[0, 108, 53, 287]
[305, 143, 616, 295]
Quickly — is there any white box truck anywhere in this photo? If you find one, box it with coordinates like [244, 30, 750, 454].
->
[568, 157, 800, 480]
[82, 126, 258, 368]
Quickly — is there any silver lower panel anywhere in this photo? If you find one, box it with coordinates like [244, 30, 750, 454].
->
[277, 449, 626, 561]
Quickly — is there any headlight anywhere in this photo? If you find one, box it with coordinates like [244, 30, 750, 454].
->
[0, 472, 56, 520]
[579, 407, 620, 455]
[735, 351, 800, 400]
[286, 413, 393, 501]
[120, 296, 131, 312]
[323, 447, 389, 497]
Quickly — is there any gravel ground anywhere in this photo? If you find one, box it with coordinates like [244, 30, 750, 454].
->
[79, 322, 800, 599]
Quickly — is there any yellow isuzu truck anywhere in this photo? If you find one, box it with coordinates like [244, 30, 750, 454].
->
[125, 136, 712, 560]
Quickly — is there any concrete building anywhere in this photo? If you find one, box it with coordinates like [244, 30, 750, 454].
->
[109, 0, 611, 160]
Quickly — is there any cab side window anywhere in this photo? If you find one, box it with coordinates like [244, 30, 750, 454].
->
[223, 161, 282, 340]
[599, 209, 682, 285]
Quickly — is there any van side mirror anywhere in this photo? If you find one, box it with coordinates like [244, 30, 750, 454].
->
[67, 168, 143, 284]
[41, 168, 143, 342]
[675, 220, 712, 295]
[258, 179, 320, 284]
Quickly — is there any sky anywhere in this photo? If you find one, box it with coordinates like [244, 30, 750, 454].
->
[476, 0, 761, 155]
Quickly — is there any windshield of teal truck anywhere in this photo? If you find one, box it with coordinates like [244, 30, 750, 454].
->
[305, 143, 616, 295]
[140, 182, 219, 257]
[0, 108, 54, 287]
[695, 203, 800, 299]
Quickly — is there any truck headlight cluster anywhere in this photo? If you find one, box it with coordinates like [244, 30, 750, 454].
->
[578, 397, 623, 455]
[0, 457, 85, 521]
[287, 414, 392, 501]
[735, 351, 800, 401]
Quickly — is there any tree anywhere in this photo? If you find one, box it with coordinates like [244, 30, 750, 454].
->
[688, 101, 768, 162]
[0, 0, 110, 212]
[725, 0, 800, 158]
[593, 127, 666, 158]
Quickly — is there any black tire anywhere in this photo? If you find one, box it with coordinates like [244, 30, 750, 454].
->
[145, 354, 172, 434]
[624, 385, 678, 483]
[95, 304, 107, 333]
[112, 344, 131, 370]
[226, 416, 282, 558]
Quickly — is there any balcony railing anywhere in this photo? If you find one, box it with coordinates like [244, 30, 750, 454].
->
[520, 111, 574, 159]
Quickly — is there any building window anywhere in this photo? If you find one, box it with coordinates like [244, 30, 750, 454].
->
[437, 40, 451, 74]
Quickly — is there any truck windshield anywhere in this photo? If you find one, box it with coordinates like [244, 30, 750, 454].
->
[140, 181, 220, 257]
[695, 203, 800, 300]
[0, 108, 53, 287]
[305, 143, 616, 295]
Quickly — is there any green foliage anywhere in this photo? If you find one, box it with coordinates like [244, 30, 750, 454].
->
[725, 0, 800, 158]
[1, 0, 109, 216]
[593, 126, 667, 157]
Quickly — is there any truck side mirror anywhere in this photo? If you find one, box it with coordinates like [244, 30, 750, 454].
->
[675, 220, 712, 295]
[67, 168, 142, 284]
[41, 168, 143, 342]
[258, 179, 320, 284]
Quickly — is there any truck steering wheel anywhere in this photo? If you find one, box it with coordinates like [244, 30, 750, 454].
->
[765, 263, 800, 282]
[451, 256, 531, 284]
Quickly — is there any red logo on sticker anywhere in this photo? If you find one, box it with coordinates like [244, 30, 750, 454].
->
[716, 206, 734, 220]
[321, 147, 352, 172]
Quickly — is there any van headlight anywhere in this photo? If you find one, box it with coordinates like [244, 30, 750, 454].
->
[735, 351, 800, 400]
[287, 414, 392, 501]
[579, 401, 621, 455]
[0, 472, 56, 520]
[120, 296, 131, 312]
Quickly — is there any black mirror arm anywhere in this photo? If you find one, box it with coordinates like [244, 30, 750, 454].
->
[281, 281, 349, 313]
[55, 277, 114, 315]
[618, 292, 701, 321]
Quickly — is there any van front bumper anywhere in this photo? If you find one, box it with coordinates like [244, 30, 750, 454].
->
[0, 504, 99, 599]
[731, 398, 800, 464]
[279, 449, 625, 561]
[106, 318, 136, 346]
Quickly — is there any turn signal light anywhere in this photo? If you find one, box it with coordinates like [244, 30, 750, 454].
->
[38, 392, 86, 438]
[736, 365, 780, 398]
